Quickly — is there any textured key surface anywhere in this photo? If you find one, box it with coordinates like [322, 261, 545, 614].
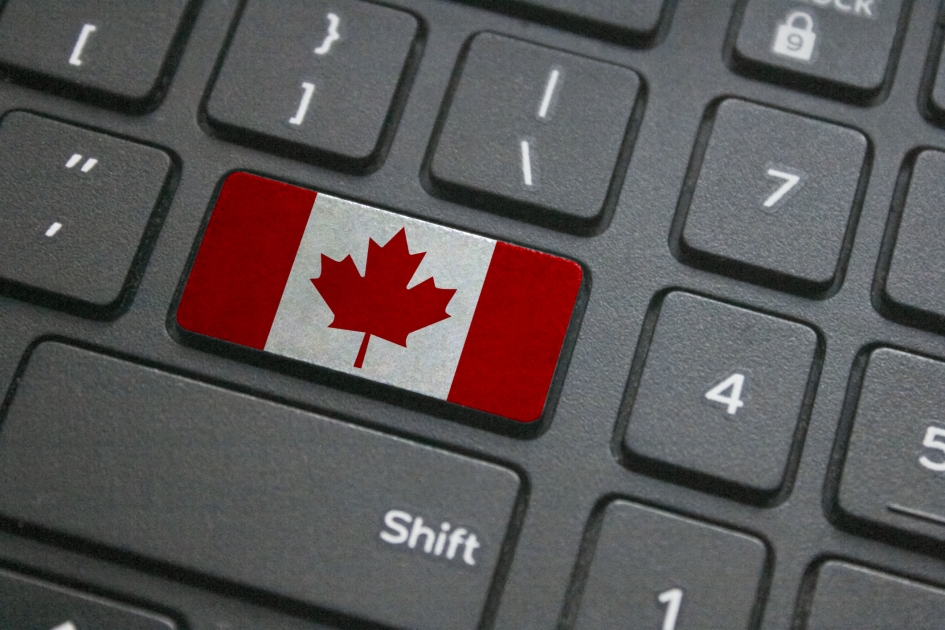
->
[0, 568, 175, 629]
[206, 0, 418, 170]
[678, 99, 866, 294]
[734, 0, 906, 99]
[460, 0, 666, 42]
[883, 150, 945, 323]
[0, 111, 171, 312]
[0, 0, 190, 108]
[836, 348, 945, 545]
[624, 292, 818, 499]
[572, 500, 767, 629]
[428, 33, 640, 230]
[932, 44, 945, 115]
[804, 561, 945, 629]
[0, 342, 520, 630]
[2, 1, 945, 628]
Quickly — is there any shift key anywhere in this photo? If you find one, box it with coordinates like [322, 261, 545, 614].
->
[0, 342, 521, 630]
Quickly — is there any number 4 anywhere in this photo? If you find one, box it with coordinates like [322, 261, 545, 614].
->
[705, 373, 745, 415]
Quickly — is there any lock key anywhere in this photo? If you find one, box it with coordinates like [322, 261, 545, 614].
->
[732, 0, 906, 102]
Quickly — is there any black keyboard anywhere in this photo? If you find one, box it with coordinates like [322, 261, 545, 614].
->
[1, 0, 945, 628]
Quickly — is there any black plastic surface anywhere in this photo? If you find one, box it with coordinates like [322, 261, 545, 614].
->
[0, 0, 944, 628]
[570, 500, 767, 629]
[731, 0, 908, 102]
[623, 291, 819, 503]
[427, 32, 641, 232]
[0, 111, 173, 316]
[0, 342, 520, 630]
[205, 0, 420, 172]
[0, 567, 176, 630]
[675, 98, 868, 296]
[0, 0, 193, 111]
[882, 149, 945, 323]
[834, 347, 945, 547]
[802, 560, 945, 629]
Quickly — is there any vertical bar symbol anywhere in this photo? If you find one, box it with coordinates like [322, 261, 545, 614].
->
[520, 140, 534, 188]
[537, 68, 560, 120]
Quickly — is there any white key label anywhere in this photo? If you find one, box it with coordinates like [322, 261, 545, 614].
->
[520, 139, 535, 188]
[536, 67, 561, 121]
[705, 373, 746, 415]
[657, 587, 684, 630]
[314, 13, 341, 55]
[763, 166, 804, 209]
[65, 154, 98, 173]
[289, 81, 316, 125]
[69, 23, 97, 66]
[379, 509, 481, 566]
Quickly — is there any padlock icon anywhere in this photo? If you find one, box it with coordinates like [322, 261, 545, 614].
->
[772, 11, 817, 62]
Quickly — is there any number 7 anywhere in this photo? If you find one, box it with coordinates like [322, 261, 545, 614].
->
[764, 168, 802, 208]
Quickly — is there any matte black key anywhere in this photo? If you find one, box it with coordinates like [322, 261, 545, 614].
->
[0, 568, 175, 630]
[624, 292, 818, 500]
[573, 500, 767, 630]
[733, 0, 906, 100]
[884, 150, 945, 321]
[461, 0, 666, 44]
[428, 33, 640, 231]
[0, 342, 520, 630]
[931, 46, 945, 116]
[0, 0, 190, 109]
[837, 348, 945, 545]
[804, 561, 945, 629]
[206, 0, 418, 171]
[678, 99, 866, 294]
[0, 112, 171, 314]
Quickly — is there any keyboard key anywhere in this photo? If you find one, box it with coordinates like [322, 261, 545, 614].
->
[931, 44, 945, 117]
[0, 342, 521, 630]
[0, 112, 172, 315]
[0, 568, 175, 629]
[624, 292, 818, 500]
[573, 500, 767, 629]
[677, 99, 866, 295]
[883, 150, 945, 324]
[428, 33, 640, 231]
[206, 0, 418, 171]
[836, 348, 945, 545]
[177, 173, 582, 424]
[733, 0, 906, 101]
[460, 0, 666, 45]
[804, 561, 945, 629]
[0, 0, 191, 110]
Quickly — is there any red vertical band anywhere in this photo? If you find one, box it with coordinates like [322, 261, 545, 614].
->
[177, 172, 317, 349]
[447, 243, 583, 422]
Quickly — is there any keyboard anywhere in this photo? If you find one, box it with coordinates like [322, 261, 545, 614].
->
[1, 0, 945, 628]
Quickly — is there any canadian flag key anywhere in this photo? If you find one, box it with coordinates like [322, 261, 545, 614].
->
[177, 173, 583, 422]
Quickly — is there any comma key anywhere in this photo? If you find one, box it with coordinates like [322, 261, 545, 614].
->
[0, 342, 521, 630]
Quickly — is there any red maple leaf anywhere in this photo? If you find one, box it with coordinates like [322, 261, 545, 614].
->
[311, 228, 457, 368]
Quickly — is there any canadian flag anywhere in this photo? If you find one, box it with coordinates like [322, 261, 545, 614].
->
[177, 173, 583, 422]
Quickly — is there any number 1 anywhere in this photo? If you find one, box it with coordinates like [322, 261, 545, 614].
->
[658, 588, 683, 630]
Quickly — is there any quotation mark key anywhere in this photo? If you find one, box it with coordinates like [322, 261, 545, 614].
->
[65, 153, 98, 172]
